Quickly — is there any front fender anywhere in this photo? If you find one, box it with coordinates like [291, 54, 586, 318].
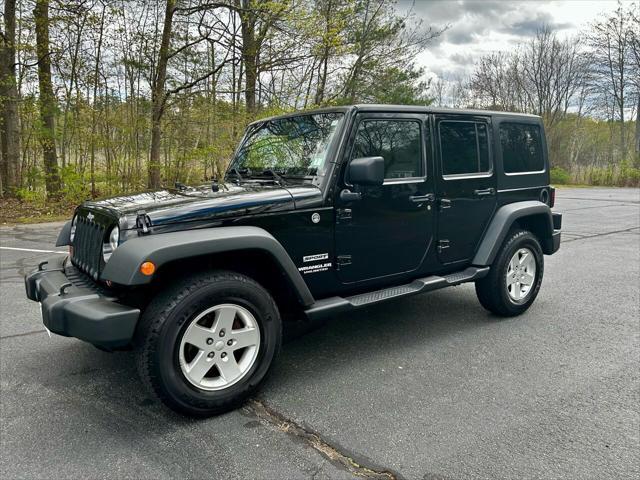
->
[100, 226, 315, 306]
[55, 220, 72, 247]
[472, 201, 555, 266]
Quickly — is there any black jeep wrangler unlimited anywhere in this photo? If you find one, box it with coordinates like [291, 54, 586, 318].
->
[26, 105, 561, 416]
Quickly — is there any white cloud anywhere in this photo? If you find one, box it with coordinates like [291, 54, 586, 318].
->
[396, 0, 630, 81]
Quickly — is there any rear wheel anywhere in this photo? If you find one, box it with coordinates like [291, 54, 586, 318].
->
[135, 270, 281, 416]
[475, 229, 544, 317]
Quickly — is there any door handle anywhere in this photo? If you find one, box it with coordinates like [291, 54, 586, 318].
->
[409, 193, 435, 203]
[474, 188, 495, 197]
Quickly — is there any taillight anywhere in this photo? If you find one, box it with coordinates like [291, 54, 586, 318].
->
[549, 187, 556, 208]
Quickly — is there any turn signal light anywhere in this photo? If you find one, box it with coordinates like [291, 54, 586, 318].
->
[140, 261, 156, 276]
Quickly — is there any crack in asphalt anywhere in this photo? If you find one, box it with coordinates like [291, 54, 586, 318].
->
[245, 399, 402, 480]
[557, 196, 639, 204]
[560, 203, 639, 212]
[0, 329, 48, 340]
[562, 226, 639, 243]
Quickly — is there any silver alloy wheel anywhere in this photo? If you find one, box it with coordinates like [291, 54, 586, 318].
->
[178, 304, 260, 391]
[506, 248, 537, 302]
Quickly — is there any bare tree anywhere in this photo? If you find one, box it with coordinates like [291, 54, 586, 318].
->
[629, 2, 640, 157]
[587, 2, 634, 158]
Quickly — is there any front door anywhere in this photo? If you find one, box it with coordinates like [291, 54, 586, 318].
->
[434, 114, 497, 264]
[334, 114, 435, 284]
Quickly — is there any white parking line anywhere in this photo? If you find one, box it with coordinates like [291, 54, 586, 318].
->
[0, 247, 67, 254]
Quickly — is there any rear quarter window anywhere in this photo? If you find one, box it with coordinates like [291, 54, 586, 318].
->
[439, 121, 491, 177]
[500, 123, 545, 174]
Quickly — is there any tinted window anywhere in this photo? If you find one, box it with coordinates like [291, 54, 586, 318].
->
[500, 123, 544, 173]
[352, 120, 422, 179]
[439, 121, 490, 176]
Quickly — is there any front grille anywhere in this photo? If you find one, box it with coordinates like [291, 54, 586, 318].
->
[65, 262, 112, 296]
[71, 214, 106, 280]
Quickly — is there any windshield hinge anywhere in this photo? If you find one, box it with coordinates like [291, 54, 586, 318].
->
[336, 208, 352, 223]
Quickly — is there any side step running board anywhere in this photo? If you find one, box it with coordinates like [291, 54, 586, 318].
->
[305, 266, 489, 320]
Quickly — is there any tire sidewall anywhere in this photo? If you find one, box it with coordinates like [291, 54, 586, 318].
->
[498, 231, 544, 313]
[151, 277, 280, 414]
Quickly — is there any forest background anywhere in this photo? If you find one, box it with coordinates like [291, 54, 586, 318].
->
[0, 0, 638, 222]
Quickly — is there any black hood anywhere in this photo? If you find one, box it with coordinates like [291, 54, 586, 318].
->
[82, 182, 322, 229]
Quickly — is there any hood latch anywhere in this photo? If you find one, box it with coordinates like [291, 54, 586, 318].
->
[136, 211, 152, 235]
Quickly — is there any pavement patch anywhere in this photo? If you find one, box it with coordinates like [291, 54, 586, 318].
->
[245, 399, 400, 480]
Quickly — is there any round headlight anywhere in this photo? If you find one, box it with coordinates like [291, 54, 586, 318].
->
[70, 216, 77, 243]
[103, 225, 120, 262]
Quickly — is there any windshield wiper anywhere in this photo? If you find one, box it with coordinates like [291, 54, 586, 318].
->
[226, 167, 250, 183]
[260, 169, 286, 186]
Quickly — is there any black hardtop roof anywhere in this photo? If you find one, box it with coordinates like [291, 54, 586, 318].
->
[249, 104, 541, 126]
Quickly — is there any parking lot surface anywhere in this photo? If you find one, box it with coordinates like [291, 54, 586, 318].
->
[1, 187, 639, 479]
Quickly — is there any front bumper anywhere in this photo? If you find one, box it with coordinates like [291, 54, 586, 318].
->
[24, 255, 140, 349]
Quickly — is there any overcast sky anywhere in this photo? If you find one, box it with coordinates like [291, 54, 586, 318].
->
[396, 0, 630, 81]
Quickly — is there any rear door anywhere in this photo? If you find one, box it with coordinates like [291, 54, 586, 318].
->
[434, 114, 497, 265]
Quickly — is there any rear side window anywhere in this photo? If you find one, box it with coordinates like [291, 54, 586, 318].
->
[439, 121, 490, 176]
[500, 123, 544, 173]
[352, 120, 423, 179]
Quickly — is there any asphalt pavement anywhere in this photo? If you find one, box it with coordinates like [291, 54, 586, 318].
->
[1, 187, 638, 479]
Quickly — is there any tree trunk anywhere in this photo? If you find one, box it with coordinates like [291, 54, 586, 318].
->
[240, 10, 257, 114]
[0, 0, 20, 197]
[148, 0, 175, 189]
[90, 3, 106, 198]
[635, 93, 640, 159]
[314, 0, 333, 106]
[34, 0, 60, 198]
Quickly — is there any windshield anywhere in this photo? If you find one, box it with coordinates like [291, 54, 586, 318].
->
[228, 112, 345, 181]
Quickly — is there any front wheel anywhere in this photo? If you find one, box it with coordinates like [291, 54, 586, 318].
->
[475, 229, 544, 317]
[135, 271, 281, 416]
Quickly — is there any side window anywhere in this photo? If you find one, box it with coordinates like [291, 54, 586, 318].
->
[500, 123, 544, 173]
[352, 120, 423, 180]
[439, 121, 491, 176]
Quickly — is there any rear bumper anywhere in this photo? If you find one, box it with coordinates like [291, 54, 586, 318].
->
[24, 255, 140, 349]
[549, 212, 562, 254]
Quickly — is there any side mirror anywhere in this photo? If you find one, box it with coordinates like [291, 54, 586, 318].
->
[349, 156, 384, 186]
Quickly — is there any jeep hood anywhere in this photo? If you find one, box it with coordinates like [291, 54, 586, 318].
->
[83, 182, 321, 228]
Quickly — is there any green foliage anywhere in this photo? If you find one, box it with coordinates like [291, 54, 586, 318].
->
[339, 65, 433, 105]
[550, 166, 571, 185]
[59, 166, 91, 204]
[578, 161, 640, 187]
[15, 186, 45, 203]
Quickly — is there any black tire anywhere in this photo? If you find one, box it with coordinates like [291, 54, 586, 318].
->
[475, 229, 544, 317]
[135, 270, 281, 417]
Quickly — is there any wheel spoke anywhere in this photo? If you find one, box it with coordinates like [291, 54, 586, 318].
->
[518, 251, 529, 266]
[182, 324, 213, 350]
[186, 351, 214, 383]
[521, 272, 535, 285]
[231, 327, 259, 350]
[508, 257, 518, 273]
[216, 355, 242, 382]
[512, 282, 521, 300]
[214, 306, 237, 334]
[524, 254, 536, 272]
